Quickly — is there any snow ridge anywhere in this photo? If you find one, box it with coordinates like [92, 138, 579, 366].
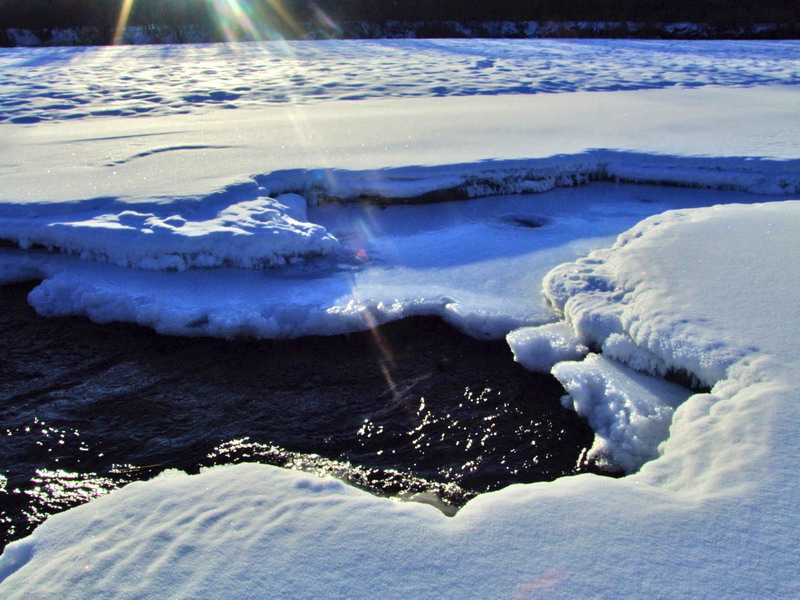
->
[0, 195, 340, 271]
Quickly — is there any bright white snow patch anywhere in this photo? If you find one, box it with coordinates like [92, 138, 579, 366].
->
[506, 322, 588, 372]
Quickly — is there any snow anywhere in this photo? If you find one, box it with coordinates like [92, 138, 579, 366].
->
[0, 81, 797, 338]
[2, 40, 799, 125]
[1, 184, 784, 340]
[0, 39, 799, 598]
[542, 202, 800, 387]
[506, 322, 588, 371]
[552, 353, 692, 472]
[6, 194, 339, 270]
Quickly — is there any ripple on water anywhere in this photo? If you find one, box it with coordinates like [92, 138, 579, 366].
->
[0, 281, 611, 552]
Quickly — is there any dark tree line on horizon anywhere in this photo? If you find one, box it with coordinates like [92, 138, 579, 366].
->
[1, 0, 798, 42]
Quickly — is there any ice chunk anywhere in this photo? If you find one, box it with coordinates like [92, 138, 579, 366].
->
[506, 322, 588, 372]
[552, 353, 691, 472]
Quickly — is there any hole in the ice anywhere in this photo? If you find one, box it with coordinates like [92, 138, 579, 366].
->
[493, 213, 552, 229]
[186, 316, 210, 328]
[664, 367, 711, 393]
[0, 280, 618, 552]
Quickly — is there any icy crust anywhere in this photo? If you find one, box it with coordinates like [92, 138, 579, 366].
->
[508, 325, 692, 472]
[0, 194, 340, 271]
[553, 354, 691, 472]
[506, 322, 588, 372]
[23, 273, 482, 340]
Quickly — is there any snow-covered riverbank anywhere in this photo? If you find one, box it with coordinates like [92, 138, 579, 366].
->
[0, 39, 798, 598]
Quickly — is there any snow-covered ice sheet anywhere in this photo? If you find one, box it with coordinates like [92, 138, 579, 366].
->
[2, 87, 799, 207]
[0, 84, 798, 338]
[0, 39, 799, 598]
[1, 201, 798, 599]
[0, 185, 786, 339]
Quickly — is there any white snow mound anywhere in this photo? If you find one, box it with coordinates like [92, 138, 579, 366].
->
[0, 194, 340, 271]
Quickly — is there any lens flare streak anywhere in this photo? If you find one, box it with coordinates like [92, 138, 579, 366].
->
[210, 0, 306, 42]
[113, 0, 136, 45]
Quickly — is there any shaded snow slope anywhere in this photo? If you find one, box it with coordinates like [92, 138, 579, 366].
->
[1, 201, 797, 599]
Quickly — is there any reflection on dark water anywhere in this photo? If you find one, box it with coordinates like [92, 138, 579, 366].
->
[0, 281, 607, 552]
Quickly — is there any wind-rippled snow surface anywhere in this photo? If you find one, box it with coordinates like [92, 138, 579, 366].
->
[1, 39, 799, 124]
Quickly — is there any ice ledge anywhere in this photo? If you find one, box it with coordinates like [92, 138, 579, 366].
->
[256, 151, 800, 205]
[1, 152, 796, 273]
[0, 194, 341, 272]
[508, 201, 800, 476]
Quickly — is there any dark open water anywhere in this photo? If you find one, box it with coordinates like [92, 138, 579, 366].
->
[0, 281, 613, 552]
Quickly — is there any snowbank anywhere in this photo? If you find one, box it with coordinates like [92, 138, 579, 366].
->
[4, 194, 340, 271]
[510, 201, 800, 475]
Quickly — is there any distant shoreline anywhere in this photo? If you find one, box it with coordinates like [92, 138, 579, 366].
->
[3, 20, 799, 48]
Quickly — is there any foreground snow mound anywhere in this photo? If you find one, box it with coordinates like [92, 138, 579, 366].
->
[1, 202, 797, 600]
[0, 194, 341, 271]
[543, 202, 799, 388]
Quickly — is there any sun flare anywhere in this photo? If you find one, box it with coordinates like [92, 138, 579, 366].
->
[113, 0, 136, 44]
[111, 0, 337, 45]
[210, 0, 305, 42]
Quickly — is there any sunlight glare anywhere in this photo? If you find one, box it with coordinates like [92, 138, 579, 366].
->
[210, 0, 305, 42]
[113, 0, 136, 45]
